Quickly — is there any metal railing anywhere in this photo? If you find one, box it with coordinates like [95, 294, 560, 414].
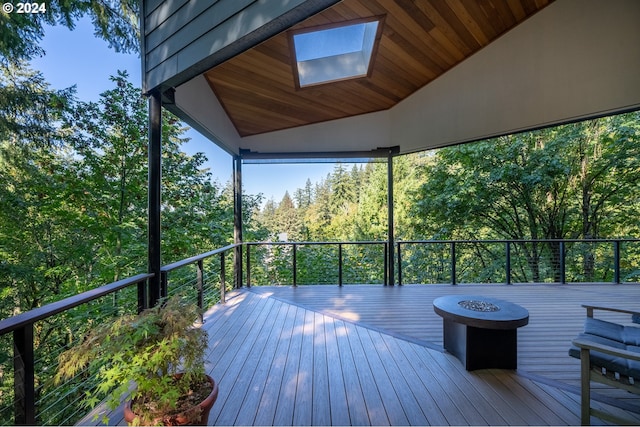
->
[243, 239, 640, 286]
[245, 241, 388, 286]
[0, 244, 237, 426]
[0, 274, 152, 425]
[396, 239, 640, 285]
[160, 244, 238, 309]
[0, 238, 638, 425]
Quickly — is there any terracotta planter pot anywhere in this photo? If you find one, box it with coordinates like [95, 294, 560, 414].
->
[124, 375, 219, 426]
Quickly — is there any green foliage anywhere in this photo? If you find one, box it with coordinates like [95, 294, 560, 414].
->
[0, 61, 75, 146]
[252, 113, 639, 285]
[0, 0, 139, 65]
[411, 115, 640, 242]
[0, 69, 246, 424]
[55, 294, 208, 425]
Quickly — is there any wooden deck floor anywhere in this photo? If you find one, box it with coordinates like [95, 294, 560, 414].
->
[91, 283, 640, 426]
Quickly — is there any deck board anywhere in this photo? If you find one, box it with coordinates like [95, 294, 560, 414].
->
[333, 319, 369, 425]
[323, 316, 351, 426]
[251, 284, 640, 390]
[247, 283, 640, 424]
[83, 283, 640, 426]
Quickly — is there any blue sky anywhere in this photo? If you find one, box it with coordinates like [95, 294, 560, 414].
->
[294, 23, 365, 61]
[31, 17, 342, 204]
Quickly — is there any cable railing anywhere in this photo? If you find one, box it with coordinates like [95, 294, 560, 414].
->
[396, 239, 640, 285]
[245, 241, 388, 286]
[0, 274, 152, 425]
[160, 244, 237, 320]
[244, 239, 640, 286]
[0, 244, 237, 426]
[0, 238, 638, 425]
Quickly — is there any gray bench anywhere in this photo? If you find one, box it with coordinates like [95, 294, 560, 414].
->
[569, 305, 640, 425]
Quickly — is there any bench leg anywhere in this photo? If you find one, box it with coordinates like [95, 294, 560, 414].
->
[580, 348, 591, 426]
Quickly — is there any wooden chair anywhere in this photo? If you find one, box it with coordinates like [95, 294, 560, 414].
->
[569, 305, 640, 425]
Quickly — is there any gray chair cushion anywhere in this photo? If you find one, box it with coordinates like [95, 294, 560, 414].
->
[569, 322, 640, 378]
[584, 317, 624, 342]
[623, 324, 640, 346]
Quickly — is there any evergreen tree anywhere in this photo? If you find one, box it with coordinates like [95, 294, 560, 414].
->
[329, 163, 355, 215]
[0, 0, 139, 65]
[0, 60, 74, 146]
[274, 192, 303, 241]
[304, 178, 332, 240]
[0, 64, 78, 316]
[293, 178, 313, 210]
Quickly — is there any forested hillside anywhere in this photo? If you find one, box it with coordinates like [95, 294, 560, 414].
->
[1, 56, 638, 427]
[2, 58, 638, 316]
[0, 66, 261, 320]
[258, 112, 640, 245]
[254, 112, 640, 285]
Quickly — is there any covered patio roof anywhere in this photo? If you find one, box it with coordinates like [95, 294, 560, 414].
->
[142, 0, 640, 157]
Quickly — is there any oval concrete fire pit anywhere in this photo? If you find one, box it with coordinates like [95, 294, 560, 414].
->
[433, 295, 529, 370]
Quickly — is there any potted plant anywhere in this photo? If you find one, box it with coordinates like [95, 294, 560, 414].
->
[55, 294, 218, 426]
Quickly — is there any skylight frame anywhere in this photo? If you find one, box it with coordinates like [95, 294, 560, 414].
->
[288, 16, 384, 89]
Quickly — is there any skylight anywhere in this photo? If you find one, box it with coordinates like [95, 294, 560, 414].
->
[291, 19, 381, 88]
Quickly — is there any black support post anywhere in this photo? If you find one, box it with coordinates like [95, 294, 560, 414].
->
[148, 90, 162, 307]
[233, 156, 243, 288]
[559, 241, 566, 284]
[160, 270, 168, 302]
[387, 150, 395, 286]
[246, 245, 251, 287]
[505, 242, 511, 285]
[197, 260, 204, 321]
[450, 242, 457, 285]
[220, 253, 226, 303]
[613, 241, 621, 284]
[292, 244, 297, 287]
[137, 278, 148, 314]
[14, 325, 35, 426]
[397, 242, 403, 286]
[338, 243, 343, 286]
[384, 242, 388, 286]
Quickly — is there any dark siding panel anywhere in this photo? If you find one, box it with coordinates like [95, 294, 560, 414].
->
[145, 0, 170, 19]
[146, 0, 254, 69]
[143, 0, 326, 90]
[145, 0, 194, 35]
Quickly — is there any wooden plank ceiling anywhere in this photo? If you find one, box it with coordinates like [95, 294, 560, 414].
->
[204, 0, 553, 138]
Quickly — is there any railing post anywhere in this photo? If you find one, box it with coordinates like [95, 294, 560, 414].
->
[450, 242, 457, 285]
[160, 270, 168, 300]
[560, 241, 566, 284]
[505, 241, 511, 285]
[613, 240, 621, 284]
[384, 242, 388, 286]
[137, 278, 148, 313]
[235, 244, 243, 289]
[14, 324, 35, 426]
[220, 253, 226, 303]
[197, 260, 204, 321]
[246, 244, 251, 288]
[233, 155, 243, 289]
[397, 242, 403, 286]
[338, 243, 343, 287]
[292, 244, 297, 287]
